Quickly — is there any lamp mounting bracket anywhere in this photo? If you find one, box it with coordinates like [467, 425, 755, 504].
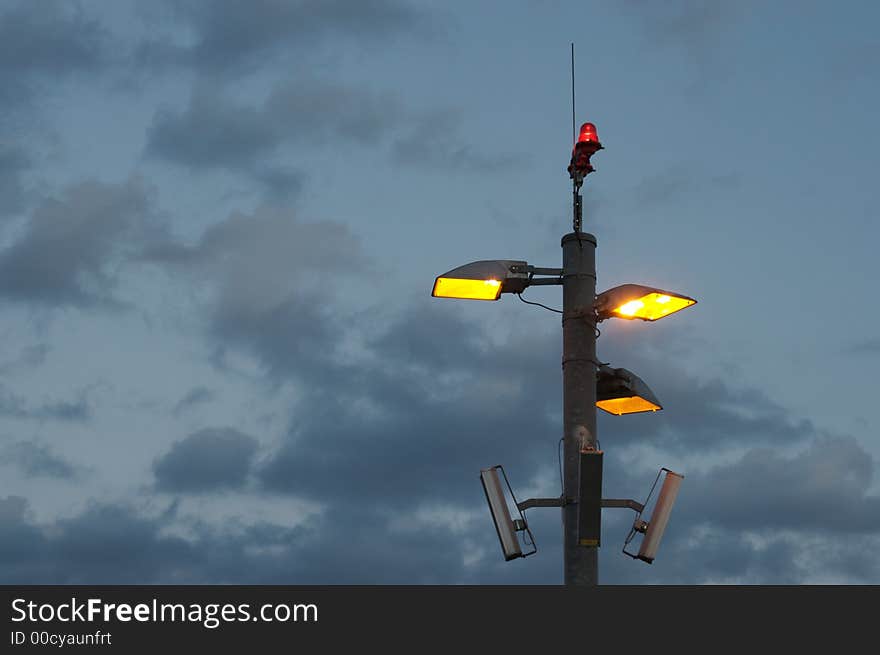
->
[516, 497, 645, 512]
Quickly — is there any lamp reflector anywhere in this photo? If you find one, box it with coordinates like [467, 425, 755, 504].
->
[596, 366, 663, 416]
[431, 260, 528, 301]
[596, 284, 696, 321]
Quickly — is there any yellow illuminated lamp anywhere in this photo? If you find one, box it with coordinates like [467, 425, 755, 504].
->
[596, 284, 696, 322]
[432, 260, 529, 301]
[596, 395, 661, 416]
[596, 366, 663, 416]
[433, 277, 502, 300]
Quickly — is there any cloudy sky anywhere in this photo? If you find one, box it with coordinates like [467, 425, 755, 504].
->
[1, 0, 879, 584]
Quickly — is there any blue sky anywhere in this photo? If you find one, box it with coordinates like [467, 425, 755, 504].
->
[1, 0, 879, 584]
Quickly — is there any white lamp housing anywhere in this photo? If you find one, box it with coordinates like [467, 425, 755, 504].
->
[637, 469, 684, 563]
[480, 467, 523, 561]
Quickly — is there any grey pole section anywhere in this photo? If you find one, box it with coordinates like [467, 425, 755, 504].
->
[562, 231, 598, 586]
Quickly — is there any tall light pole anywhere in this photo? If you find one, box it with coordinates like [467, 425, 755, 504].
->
[561, 231, 598, 585]
[432, 121, 696, 586]
[561, 120, 603, 585]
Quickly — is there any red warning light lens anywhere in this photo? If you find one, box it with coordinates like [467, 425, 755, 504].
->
[577, 122, 599, 144]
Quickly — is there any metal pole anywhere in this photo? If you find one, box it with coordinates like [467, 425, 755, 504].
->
[561, 230, 599, 585]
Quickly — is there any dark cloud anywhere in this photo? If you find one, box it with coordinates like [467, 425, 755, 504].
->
[136, 0, 435, 75]
[0, 178, 161, 308]
[172, 387, 216, 416]
[0, 144, 31, 217]
[144, 204, 368, 381]
[252, 166, 305, 202]
[145, 80, 519, 187]
[0, 496, 495, 584]
[623, 0, 733, 46]
[0, 343, 50, 374]
[590, 331, 816, 454]
[145, 80, 402, 192]
[629, 167, 740, 208]
[2, 441, 76, 479]
[5, 427, 880, 585]
[847, 337, 880, 355]
[66, 244, 856, 583]
[153, 428, 260, 493]
[598, 433, 880, 583]
[0, 298, 875, 583]
[147, 87, 278, 169]
[0, 386, 90, 422]
[391, 111, 528, 173]
[680, 436, 880, 534]
[0, 498, 195, 584]
[618, 0, 750, 92]
[243, 297, 877, 583]
[0, 1, 109, 107]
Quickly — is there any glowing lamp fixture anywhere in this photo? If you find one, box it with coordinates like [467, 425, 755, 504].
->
[569, 122, 603, 180]
[596, 284, 696, 322]
[432, 260, 529, 301]
[577, 122, 600, 145]
[596, 366, 662, 416]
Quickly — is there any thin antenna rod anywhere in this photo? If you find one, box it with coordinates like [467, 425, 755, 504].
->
[571, 43, 576, 144]
[570, 43, 581, 233]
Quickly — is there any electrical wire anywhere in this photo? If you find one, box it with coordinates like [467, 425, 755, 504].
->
[517, 292, 562, 314]
[557, 437, 563, 493]
[558, 436, 564, 527]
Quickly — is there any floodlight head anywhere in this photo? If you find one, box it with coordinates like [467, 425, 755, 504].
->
[596, 366, 662, 416]
[637, 469, 684, 564]
[432, 260, 529, 301]
[596, 284, 696, 321]
[479, 467, 523, 561]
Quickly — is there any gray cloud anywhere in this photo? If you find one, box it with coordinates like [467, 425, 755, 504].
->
[680, 436, 880, 534]
[145, 79, 518, 188]
[145, 79, 402, 192]
[847, 337, 880, 355]
[623, 0, 733, 47]
[2, 441, 76, 479]
[596, 433, 880, 583]
[0, 344, 50, 375]
[0, 178, 161, 308]
[153, 427, 260, 493]
[172, 387, 216, 416]
[630, 167, 740, 208]
[0, 299, 875, 584]
[147, 87, 278, 169]
[0, 495, 492, 584]
[245, 297, 875, 582]
[0, 1, 109, 107]
[68, 243, 853, 583]
[0, 498, 195, 584]
[618, 0, 751, 92]
[144, 204, 368, 381]
[588, 330, 816, 454]
[391, 111, 528, 173]
[0, 144, 31, 217]
[0, 386, 90, 422]
[5, 427, 880, 585]
[136, 0, 435, 76]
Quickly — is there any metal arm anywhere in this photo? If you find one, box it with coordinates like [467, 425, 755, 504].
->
[516, 497, 644, 513]
[601, 498, 645, 513]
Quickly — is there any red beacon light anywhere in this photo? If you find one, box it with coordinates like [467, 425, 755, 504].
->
[577, 122, 600, 145]
[568, 121, 603, 181]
